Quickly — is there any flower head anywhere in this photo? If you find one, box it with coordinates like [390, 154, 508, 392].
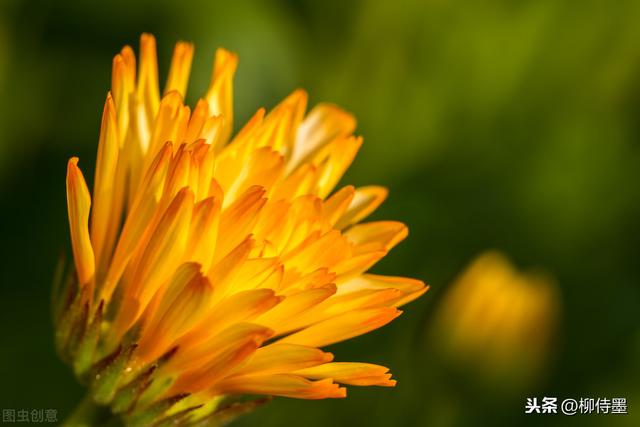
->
[429, 251, 559, 391]
[55, 34, 427, 426]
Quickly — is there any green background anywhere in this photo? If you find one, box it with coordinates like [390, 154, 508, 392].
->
[0, 0, 639, 426]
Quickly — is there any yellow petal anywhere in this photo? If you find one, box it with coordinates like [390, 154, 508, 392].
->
[164, 41, 194, 97]
[161, 143, 192, 205]
[147, 92, 190, 167]
[129, 187, 194, 306]
[293, 362, 395, 387]
[122, 103, 148, 207]
[322, 185, 355, 226]
[185, 99, 209, 144]
[264, 89, 308, 155]
[344, 220, 408, 254]
[251, 200, 292, 255]
[101, 143, 173, 302]
[137, 262, 213, 364]
[333, 249, 386, 280]
[177, 288, 282, 360]
[273, 163, 318, 200]
[234, 344, 333, 377]
[170, 322, 273, 380]
[280, 268, 337, 293]
[290, 289, 402, 328]
[278, 307, 401, 347]
[91, 94, 120, 276]
[206, 48, 238, 145]
[66, 158, 96, 289]
[282, 230, 351, 276]
[253, 89, 307, 154]
[207, 289, 283, 329]
[191, 142, 217, 201]
[230, 258, 283, 293]
[338, 274, 428, 307]
[277, 196, 326, 254]
[259, 284, 337, 334]
[220, 147, 284, 204]
[334, 186, 388, 229]
[222, 107, 265, 156]
[213, 186, 266, 263]
[206, 237, 255, 301]
[216, 374, 346, 399]
[185, 197, 221, 272]
[269, 281, 412, 335]
[199, 115, 224, 147]
[110, 188, 194, 342]
[313, 136, 363, 198]
[174, 338, 262, 393]
[288, 104, 356, 173]
[111, 46, 136, 142]
[137, 33, 160, 130]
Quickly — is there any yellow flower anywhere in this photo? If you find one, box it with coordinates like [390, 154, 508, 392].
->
[55, 34, 427, 425]
[429, 251, 560, 391]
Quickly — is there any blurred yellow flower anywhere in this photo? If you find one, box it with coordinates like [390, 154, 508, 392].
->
[55, 34, 427, 426]
[430, 251, 559, 391]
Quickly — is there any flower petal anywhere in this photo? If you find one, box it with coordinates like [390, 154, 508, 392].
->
[66, 158, 96, 289]
[206, 48, 238, 145]
[213, 186, 266, 262]
[344, 220, 408, 254]
[258, 284, 337, 334]
[234, 344, 334, 377]
[338, 274, 428, 307]
[164, 41, 194, 97]
[91, 94, 121, 276]
[278, 307, 402, 347]
[334, 186, 388, 230]
[137, 33, 160, 129]
[101, 142, 173, 302]
[216, 374, 346, 399]
[293, 362, 396, 387]
[137, 263, 213, 364]
[289, 104, 356, 173]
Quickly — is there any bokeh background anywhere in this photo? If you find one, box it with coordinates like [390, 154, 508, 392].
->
[1, 0, 639, 426]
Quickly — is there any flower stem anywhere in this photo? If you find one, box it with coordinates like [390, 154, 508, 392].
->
[61, 393, 114, 427]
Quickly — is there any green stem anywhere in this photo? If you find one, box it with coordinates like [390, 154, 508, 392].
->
[61, 393, 114, 427]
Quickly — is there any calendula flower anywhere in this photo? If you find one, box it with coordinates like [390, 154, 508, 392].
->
[429, 251, 559, 391]
[54, 34, 427, 426]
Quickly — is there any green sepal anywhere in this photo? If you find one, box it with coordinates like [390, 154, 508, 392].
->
[111, 365, 157, 414]
[55, 287, 88, 362]
[191, 397, 271, 427]
[133, 346, 179, 409]
[150, 404, 204, 427]
[125, 393, 189, 427]
[73, 300, 105, 379]
[92, 344, 138, 405]
[134, 375, 174, 410]
[50, 251, 70, 325]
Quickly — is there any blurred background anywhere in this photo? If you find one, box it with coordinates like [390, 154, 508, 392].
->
[1, 0, 639, 426]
